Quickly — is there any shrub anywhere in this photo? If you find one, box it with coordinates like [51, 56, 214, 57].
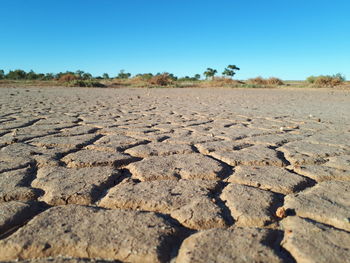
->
[213, 77, 241, 84]
[306, 75, 317, 84]
[66, 80, 105, 87]
[200, 77, 243, 88]
[134, 73, 154, 81]
[333, 73, 346, 82]
[266, 77, 284, 85]
[247, 77, 284, 85]
[117, 70, 131, 79]
[43, 73, 54, 80]
[59, 73, 78, 82]
[314, 76, 342, 86]
[247, 77, 265, 85]
[6, 69, 27, 80]
[178, 76, 201, 82]
[148, 73, 173, 86]
[82, 73, 93, 80]
[0, 70, 4, 79]
[26, 70, 42, 80]
[306, 74, 345, 87]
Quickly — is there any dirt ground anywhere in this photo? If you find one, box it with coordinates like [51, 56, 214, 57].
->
[0, 86, 349, 263]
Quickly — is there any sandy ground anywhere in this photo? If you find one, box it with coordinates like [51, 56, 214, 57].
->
[0, 86, 349, 263]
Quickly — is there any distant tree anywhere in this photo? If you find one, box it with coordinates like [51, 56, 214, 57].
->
[75, 70, 85, 79]
[36, 73, 45, 80]
[203, 68, 217, 80]
[55, 72, 62, 79]
[0, 70, 4, 79]
[26, 70, 39, 80]
[155, 72, 177, 81]
[44, 73, 55, 80]
[82, 73, 93, 80]
[117, 70, 131, 79]
[58, 73, 78, 82]
[222, 65, 240, 79]
[168, 73, 178, 81]
[333, 73, 346, 82]
[136, 73, 153, 81]
[6, 69, 27, 80]
[56, 71, 75, 80]
[194, 74, 201, 80]
[102, 73, 110, 79]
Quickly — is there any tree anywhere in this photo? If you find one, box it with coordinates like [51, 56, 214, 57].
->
[333, 73, 346, 82]
[75, 70, 85, 79]
[44, 73, 55, 80]
[6, 69, 27, 80]
[203, 68, 217, 80]
[36, 73, 45, 80]
[82, 73, 93, 80]
[194, 74, 201, 80]
[102, 73, 110, 79]
[0, 70, 4, 79]
[26, 70, 39, 80]
[222, 65, 240, 79]
[117, 70, 131, 79]
[136, 73, 153, 81]
[56, 71, 75, 80]
[168, 73, 178, 81]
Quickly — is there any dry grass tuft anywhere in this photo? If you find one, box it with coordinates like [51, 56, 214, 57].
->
[247, 77, 266, 85]
[58, 74, 78, 82]
[148, 73, 173, 86]
[307, 75, 344, 87]
[266, 77, 284, 85]
[200, 77, 243, 87]
[247, 77, 284, 86]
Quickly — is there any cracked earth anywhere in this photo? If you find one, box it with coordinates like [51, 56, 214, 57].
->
[0, 87, 349, 263]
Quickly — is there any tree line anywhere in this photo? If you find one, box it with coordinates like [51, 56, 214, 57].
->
[0, 65, 240, 81]
[0, 69, 104, 81]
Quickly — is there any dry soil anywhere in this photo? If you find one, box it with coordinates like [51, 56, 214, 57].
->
[0, 87, 349, 263]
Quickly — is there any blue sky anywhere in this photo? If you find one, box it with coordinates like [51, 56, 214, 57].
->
[1, 0, 349, 80]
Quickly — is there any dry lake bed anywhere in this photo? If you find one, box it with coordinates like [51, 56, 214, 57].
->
[0, 86, 349, 263]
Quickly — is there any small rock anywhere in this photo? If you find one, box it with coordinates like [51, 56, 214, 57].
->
[276, 207, 287, 218]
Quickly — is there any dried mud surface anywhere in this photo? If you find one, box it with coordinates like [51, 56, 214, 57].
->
[0, 87, 349, 263]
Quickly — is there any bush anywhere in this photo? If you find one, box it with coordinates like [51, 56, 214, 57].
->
[247, 77, 284, 85]
[212, 77, 242, 84]
[6, 69, 27, 80]
[334, 73, 346, 82]
[177, 74, 201, 82]
[59, 73, 78, 82]
[117, 70, 131, 79]
[266, 77, 284, 85]
[306, 74, 345, 87]
[66, 80, 105, 87]
[247, 77, 265, 85]
[148, 73, 173, 86]
[134, 73, 154, 81]
[306, 75, 317, 84]
[315, 76, 342, 86]
[199, 77, 243, 88]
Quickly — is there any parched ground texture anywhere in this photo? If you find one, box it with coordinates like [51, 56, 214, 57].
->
[0, 86, 349, 263]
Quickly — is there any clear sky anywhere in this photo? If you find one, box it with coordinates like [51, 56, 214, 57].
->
[1, 0, 349, 80]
